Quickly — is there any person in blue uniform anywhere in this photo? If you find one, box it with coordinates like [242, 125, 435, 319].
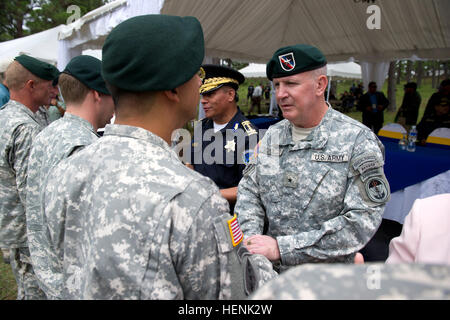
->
[188, 65, 259, 209]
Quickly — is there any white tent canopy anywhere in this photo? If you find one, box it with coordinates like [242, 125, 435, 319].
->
[239, 62, 362, 79]
[0, 25, 64, 72]
[56, 0, 450, 91]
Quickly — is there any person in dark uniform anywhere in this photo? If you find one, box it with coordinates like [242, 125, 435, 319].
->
[416, 97, 450, 145]
[394, 82, 421, 132]
[357, 81, 389, 135]
[188, 64, 259, 209]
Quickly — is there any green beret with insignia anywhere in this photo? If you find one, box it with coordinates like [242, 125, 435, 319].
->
[102, 14, 204, 92]
[63, 55, 110, 95]
[200, 64, 245, 95]
[266, 44, 327, 80]
[15, 54, 60, 81]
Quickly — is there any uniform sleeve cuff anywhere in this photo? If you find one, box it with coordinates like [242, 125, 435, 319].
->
[277, 235, 299, 266]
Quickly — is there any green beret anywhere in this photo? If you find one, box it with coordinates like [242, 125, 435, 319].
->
[63, 55, 110, 95]
[15, 54, 60, 81]
[266, 44, 327, 81]
[200, 64, 245, 95]
[102, 14, 204, 92]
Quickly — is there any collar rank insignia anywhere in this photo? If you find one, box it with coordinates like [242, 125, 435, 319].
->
[228, 214, 243, 247]
[278, 52, 296, 71]
[233, 122, 239, 132]
[241, 120, 257, 136]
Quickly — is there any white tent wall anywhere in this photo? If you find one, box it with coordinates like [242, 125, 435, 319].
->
[0, 25, 65, 72]
[240, 62, 362, 79]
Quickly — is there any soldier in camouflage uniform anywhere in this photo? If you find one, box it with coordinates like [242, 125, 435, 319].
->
[250, 263, 450, 299]
[42, 14, 276, 300]
[0, 55, 59, 299]
[25, 55, 114, 299]
[236, 44, 390, 271]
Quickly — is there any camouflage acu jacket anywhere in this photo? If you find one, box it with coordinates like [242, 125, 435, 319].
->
[236, 107, 390, 268]
[26, 113, 99, 298]
[42, 124, 271, 299]
[0, 100, 42, 248]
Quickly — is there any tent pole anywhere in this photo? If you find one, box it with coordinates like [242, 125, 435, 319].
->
[326, 76, 332, 102]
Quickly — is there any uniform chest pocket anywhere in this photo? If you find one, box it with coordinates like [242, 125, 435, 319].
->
[293, 165, 330, 210]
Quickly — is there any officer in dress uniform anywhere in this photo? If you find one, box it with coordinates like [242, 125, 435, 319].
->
[188, 65, 259, 208]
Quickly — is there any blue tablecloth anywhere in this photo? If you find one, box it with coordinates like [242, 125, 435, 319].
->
[380, 136, 450, 193]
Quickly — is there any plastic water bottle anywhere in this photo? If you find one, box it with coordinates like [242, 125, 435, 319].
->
[398, 133, 407, 150]
[407, 125, 417, 152]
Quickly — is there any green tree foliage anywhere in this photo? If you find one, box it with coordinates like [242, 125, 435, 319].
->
[0, 0, 35, 41]
[0, 0, 107, 42]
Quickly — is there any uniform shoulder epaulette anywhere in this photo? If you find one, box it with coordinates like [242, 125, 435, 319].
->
[240, 120, 258, 136]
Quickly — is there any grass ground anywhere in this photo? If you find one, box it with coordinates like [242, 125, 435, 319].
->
[0, 250, 17, 300]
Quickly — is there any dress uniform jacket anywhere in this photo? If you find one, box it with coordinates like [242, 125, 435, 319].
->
[236, 107, 390, 268]
[191, 108, 259, 189]
[26, 113, 99, 298]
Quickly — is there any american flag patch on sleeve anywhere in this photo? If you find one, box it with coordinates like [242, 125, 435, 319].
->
[228, 214, 243, 247]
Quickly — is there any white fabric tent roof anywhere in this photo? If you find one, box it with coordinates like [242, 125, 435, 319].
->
[240, 62, 362, 79]
[160, 0, 450, 63]
[58, 0, 450, 65]
[55, 0, 450, 91]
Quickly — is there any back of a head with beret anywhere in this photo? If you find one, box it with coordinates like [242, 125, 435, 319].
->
[102, 14, 205, 92]
[14, 54, 60, 81]
[266, 44, 327, 81]
[63, 55, 110, 95]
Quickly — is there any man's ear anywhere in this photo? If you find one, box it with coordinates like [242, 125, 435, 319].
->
[226, 87, 235, 102]
[93, 90, 101, 102]
[164, 88, 180, 103]
[316, 75, 328, 96]
[25, 79, 35, 90]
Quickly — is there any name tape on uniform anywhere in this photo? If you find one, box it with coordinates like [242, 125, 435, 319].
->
[311, 153, 349, 163]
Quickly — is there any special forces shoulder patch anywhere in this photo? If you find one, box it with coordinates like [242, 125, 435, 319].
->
[352, 153, 390, 203]
[365, 176, 389, 203]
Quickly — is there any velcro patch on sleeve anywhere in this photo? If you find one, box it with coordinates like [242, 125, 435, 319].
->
[228, 214, 244, 247]
[365, 176, 390, 203]
[352, 153, 383, 174]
